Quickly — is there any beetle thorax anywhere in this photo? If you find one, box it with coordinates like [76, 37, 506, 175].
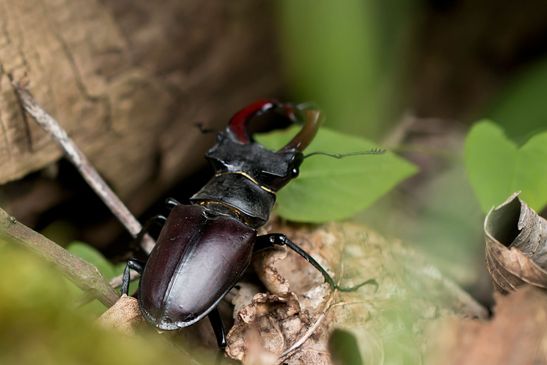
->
[207, 131, 300, 188]
[190, 131, 302, 228]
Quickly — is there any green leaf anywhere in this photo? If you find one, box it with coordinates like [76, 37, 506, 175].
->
[67, 242, 117, 279]
[0, 245, 209, 365]
[256, 127, 417, 222]
[66, 242, 123, 315]
[464, 121, 547, 212]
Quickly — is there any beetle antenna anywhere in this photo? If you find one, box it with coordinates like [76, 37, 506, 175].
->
[303, 148, 385, 159]
[194, 122, 216, 134]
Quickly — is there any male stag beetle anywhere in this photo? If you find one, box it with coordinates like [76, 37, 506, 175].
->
[121, 99, 376, 348]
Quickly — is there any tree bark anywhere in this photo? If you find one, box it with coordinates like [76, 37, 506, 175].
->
[0, 0, 281, 217]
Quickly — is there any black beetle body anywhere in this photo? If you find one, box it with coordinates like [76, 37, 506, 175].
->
[121, 99, 374, 348]
[139, 204, 255, 330]
[191, 127, 303, 227]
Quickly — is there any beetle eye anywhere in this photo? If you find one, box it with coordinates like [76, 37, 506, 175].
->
[290, 167, 299, 177]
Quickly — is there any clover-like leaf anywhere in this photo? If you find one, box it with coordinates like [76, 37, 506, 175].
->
[256, 127, 417, 222]
[464, 121, 547, 213]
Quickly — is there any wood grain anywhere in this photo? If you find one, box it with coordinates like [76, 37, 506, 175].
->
[0, 0, 281, 215]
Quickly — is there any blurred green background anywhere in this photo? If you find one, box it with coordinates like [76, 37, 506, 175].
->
[2, 0, 547, 363]
[277, 0, 547, 303]
[7, 0, 546, 302]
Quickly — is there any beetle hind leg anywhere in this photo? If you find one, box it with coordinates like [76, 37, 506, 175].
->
[254, 234, 378, 293]
[128, 214, 167, 253]
[208, 307, 227, 349]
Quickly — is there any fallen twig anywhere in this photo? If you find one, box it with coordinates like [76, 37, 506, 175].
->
[277, 292, 336, 363]
[0, 207, 119, 307]
[11, 81, 155, 254]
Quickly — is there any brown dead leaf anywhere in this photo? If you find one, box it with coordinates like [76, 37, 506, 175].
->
[253, 246, 291, 295]
[94, 223, 486, 364]
[226, 292, 312, 364]
[427, 286, 547, 365]
[227, 223, 373, 365]
[227, 222, 486, 364]
[485, 193, 547, 293]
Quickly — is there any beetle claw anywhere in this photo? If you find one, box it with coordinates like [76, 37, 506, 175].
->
[334, 278, 378, 293]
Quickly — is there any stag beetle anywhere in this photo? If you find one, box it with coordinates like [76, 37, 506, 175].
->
[121, 99, 376, 348]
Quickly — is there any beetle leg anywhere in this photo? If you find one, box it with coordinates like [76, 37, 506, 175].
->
[129, 214, 167, 252]
[121, 259, 145, 296]
[208, 307, 227, 349]
[254, 234, 378, 293]
[138, 214, 167, 241]
[164, 197, 180, 211]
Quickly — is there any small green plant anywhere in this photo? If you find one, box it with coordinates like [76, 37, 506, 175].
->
[464, 120, 547, 212]
[68, 242, 125, 280]
[0, 245, 210, 365]
[257, 126, 417, 222]
[66, 242, 125, 315]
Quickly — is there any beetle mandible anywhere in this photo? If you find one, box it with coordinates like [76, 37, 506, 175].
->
[121, 99, 376, 348]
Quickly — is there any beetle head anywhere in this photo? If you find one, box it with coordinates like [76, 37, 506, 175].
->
[205, 100, 321, 192]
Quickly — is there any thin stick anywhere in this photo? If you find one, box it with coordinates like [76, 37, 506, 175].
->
[277, 292, 336, 363]
[12, 82, 155, 254]
[0, 207, 119, 307]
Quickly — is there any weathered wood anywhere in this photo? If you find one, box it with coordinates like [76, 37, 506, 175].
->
[14, 84, 156, 252]
[0, 0, 280, 208]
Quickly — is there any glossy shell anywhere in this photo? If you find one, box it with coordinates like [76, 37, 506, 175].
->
[138, 204, 256, 330]
[191, 173, 275, 228]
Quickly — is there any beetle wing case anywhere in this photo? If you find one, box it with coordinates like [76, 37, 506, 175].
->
[138, 204, 256, 330]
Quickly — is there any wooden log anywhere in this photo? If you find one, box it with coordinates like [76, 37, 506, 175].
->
[0, 0, 281, 216]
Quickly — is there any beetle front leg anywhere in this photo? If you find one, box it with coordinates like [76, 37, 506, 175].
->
[164, 197, 180, 211]
[129, 214, 167, 252]
[208, 307, 227, 349]
[254, 234, 377, 292]
[121, 259, 146, 296]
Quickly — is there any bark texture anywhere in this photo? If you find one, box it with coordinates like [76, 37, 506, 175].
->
[0, 0, 280, 217]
